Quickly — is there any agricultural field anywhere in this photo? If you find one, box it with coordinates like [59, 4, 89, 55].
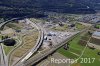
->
[95, 24, 100, 29]
[89, 37, 100, 45]
[58, 32, 100, 66]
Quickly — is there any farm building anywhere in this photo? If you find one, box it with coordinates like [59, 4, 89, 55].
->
[88, 31, 100, 49]
[92, 31, 100, 39]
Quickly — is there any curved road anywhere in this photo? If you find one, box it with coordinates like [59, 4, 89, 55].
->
[0, 18, 44, 66]
[23, 29, 88, 66]
[12, 19, 44, 66]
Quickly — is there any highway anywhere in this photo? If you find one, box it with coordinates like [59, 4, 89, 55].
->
[0, 45, 5, 66]
[0, 17, 44, 66]
[0, 18, 20, 66]
[8, 35, 23, 66]
[0, 18, 89, 66]
[23, 28, 87, 66]
[0, 38, 12, 66]
[0, 18, 44, 66]
[0, 43, 8, 66]
[11, 19, 44, 66]
[0, 18, 18, 30]
[0, 17, 90, 66]
[0, 38, 13, 43]
[20, 19, 44, 62]
[0, 18, 43, 66]
[0, 17, 32, 30]
[23, 33, 78, 66]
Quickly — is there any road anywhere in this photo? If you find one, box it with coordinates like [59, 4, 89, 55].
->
[11, 19, 44, 66]
[0, 44, 8, 66]
[0, 18, 89, 66]
[0, 18, 18, 30]
[23, 33, 78, 66]
[20, 19, 44, 62]
[23, 28, 88, 66]
[0, 38, 13, 43]
[0, 38, 11, 66]
[0, 45, 5, 66]
[8, 35, 23, 66]
[0, 17, 43, 66]
[0, 18, 21, 66]
[0, 18, 43, 66]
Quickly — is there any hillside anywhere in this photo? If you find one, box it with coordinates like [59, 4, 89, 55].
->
[0, 0, 99, 18]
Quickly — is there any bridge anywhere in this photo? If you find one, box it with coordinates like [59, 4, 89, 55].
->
[0, 18, 19, 30]
[22, 28, 88, 66]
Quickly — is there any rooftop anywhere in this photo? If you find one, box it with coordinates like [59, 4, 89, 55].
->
[93, 31, 100, 37]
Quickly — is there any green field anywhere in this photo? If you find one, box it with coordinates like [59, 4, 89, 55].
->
[3, 45, 14, 55]
[96, 24, 100, 29]
[6, 23, 22, 29]
[0, 35, 13, 55]
[52, 24, 68, 31]
[58, 33, 100, 66]
[76, 23, 85, 30]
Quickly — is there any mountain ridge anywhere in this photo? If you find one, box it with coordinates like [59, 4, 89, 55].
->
[0, 0, 100, 18]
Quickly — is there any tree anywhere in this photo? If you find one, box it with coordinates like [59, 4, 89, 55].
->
[88, 31, 92, 35]
[3, 39, 16, 46]
[70, 24, 75, 27]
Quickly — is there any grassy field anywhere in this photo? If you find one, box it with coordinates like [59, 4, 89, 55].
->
[96, 24, 100, 28]
[52, 24, 68, 31]
[3, 38, 19, 55]
[76, 23, 85, 30]
[10, 31, 39, 65]
[58, 32, 100, 66]
[3, 38, 18, 55]
[6, 23, 21, 29]
[3, 45, 14, 55]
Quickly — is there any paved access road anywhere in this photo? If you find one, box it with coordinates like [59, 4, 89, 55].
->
[12, 19, 44, 66]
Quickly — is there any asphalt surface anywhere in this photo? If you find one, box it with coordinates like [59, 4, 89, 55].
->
[23, 32, 78, 66]
[23, 28, 87, 66]
[0, 44, 8, 66]
[12, 19, 44, 66]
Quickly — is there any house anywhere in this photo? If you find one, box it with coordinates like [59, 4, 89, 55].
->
[92, 31, 100, 39]
[88, 31, 100, 49]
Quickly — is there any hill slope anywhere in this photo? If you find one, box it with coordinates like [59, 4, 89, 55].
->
[0, 0, 99, 18]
